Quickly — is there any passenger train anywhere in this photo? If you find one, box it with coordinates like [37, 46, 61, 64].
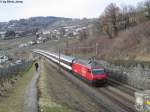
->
[33, 49, 107, 85]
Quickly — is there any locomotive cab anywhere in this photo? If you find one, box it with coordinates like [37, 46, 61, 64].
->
[91, 68, 107, 85]
[92, 68, 105, 75]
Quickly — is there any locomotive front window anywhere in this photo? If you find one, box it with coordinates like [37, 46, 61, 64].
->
[92, 69, 105, 75]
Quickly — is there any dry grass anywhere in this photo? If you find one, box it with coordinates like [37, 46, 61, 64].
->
[67, 21, 150, 61]
[0, 37, 75, 60]
[0, 64, 34, 112]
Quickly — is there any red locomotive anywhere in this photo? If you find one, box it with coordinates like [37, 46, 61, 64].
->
[72, 59, 107, 85]
[34, 49, 107, 85]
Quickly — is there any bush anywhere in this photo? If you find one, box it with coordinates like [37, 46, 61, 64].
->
[0, 61, 33, 95]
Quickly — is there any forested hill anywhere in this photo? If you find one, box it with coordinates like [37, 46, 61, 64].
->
[0, 16, 92, 31]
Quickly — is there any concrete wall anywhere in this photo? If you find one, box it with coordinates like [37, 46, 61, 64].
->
[98, 60, 150, 90]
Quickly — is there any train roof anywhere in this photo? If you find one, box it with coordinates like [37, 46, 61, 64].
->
[60, 54, 75, 62]
[33, 49, 75, 63]
[33, 49, 104, 69]
[51, 52, 75, 63]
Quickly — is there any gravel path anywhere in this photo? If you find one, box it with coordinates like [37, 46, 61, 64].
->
[23, 69, 40, 112]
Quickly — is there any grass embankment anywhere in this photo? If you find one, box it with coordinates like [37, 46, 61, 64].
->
[38, 60, 69, 112]
[0, 63, 35, 112]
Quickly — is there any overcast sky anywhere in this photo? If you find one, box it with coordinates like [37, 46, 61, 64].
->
[0, 0, 144, 22]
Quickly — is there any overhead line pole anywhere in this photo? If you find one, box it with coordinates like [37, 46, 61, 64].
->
[59, 48, 61, 72]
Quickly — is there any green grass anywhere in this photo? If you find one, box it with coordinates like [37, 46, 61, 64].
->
[0, 64, 35, 112]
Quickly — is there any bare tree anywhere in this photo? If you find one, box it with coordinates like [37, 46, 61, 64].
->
[79, 29, 88, 41]
[100, 14, 113, 38]
[136, 2, 146, 23]
[128, 5, 137, 25]
[144, 0, 150, 19]
[88, 19, 102, 37]
[105, 3, 120, 37]
[120, 5, 137, 30]
[121, 5, 130, 30]
[100, 3, 120, 38]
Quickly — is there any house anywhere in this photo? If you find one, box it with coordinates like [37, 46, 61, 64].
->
[0, 31, 6, 39]
[28, 41, 36, 45]
[15, 31, 24, 38]
[18, 43, 28, 48]
[42, 31, 50, 35]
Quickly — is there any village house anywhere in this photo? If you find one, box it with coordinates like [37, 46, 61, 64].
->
[0, 31, 6, 39]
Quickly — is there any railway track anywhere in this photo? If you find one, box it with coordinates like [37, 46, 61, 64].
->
[34, 50, 137, 112]
[108, 78, 137, 96]
[46, 58, 136, 112]
[105, 85, 134, 104]
[98, 86, 135, 112]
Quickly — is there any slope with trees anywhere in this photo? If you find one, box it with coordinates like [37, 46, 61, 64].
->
[66, 0, 150, 61]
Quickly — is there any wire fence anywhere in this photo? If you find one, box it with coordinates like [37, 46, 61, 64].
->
[0, 60, 33, 94]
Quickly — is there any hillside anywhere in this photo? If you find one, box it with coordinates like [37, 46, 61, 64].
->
[0, 16, 92, 31]
[67, 21, 150, 61]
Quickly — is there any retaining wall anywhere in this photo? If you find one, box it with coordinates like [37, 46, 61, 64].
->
[98, 60, 150, 90]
